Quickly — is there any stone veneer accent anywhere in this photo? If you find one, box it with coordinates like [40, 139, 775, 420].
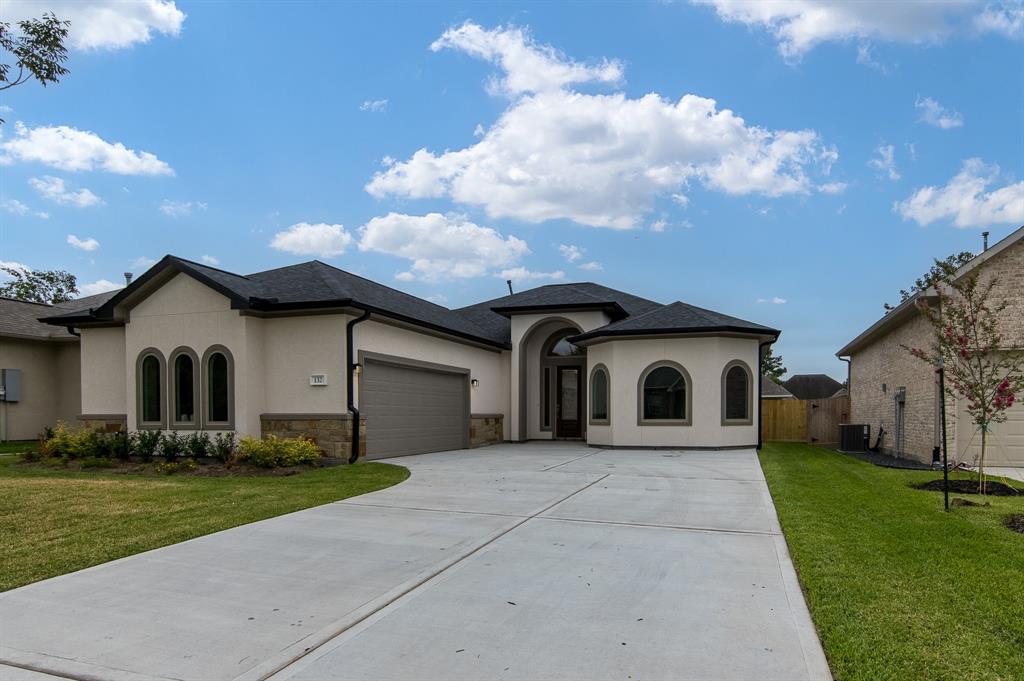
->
[470, 414, 504, 448]
[848, 239, 1024, 464]
[260, 413, 366, 460]
[78, 414, 127, 433]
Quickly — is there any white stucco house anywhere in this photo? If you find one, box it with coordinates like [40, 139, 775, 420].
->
[38, 256, 780, 460]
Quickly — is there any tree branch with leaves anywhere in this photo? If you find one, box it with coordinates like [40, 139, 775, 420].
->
[0, 12, 70, 122]
[0, 267, 78, 304]
[904, 260, 1024, 494]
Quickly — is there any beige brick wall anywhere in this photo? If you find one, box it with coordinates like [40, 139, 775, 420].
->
[260, 414, 366, 461]
[849, 239, 1023, 463]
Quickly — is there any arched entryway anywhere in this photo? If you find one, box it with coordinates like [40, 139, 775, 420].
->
[516, 317, 588, 441]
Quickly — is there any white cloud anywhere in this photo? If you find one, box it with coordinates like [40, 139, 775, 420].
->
[818, 181, 847, 194]
[29, 175, 103, 207]
[359, 212, 530, 281]
[0, 105, 13, 113]
[689, 0, 1014, 60]
[670, 193, 690, 207]
[915, 95, 964, 129]
[499, 267, 565, 283]
[130, 256, 156, 270]
[894, 158, 1024, 228]
[78, 279, 123, 297]
[0, 1, 185, 51]
[650, 219, 668, 232]
[579, 261, 603, 271]
[369, 26, 834, 229]
[757, 296, 787, 304]
[1, 122, 173, 175]
[426, 293, 448, 304]
[558, 244, 584, 262]
[360, 99, 388, 112]
[855, 43, 891, 74]
[869, 144, 900, 181]
[200, 255, 219, 265]
[271, 222, 354, 258]
[430, 22, 623, 97]
[0, 197, 47, 218]
[159, 199, 207, 217]
[975, 2, 1024, 37]
[66, 234, 99, 251]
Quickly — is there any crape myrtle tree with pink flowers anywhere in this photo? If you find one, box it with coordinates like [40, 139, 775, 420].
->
[904, 260, 1024, 494]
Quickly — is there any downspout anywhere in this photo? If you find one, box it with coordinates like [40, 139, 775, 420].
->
[346, 308, 371, 464]
[757, 338, 776, 451]
[838, 356, 850, 392]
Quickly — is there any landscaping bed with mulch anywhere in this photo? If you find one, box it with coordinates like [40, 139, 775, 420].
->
[914, 479, 1021, 496]
[838, 448, 935, 470]
[1003, 514, 1024, 534]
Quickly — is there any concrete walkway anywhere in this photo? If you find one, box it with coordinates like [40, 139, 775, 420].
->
[0, 444, 830, 681]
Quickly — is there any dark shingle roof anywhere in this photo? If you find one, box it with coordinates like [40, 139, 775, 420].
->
[2, 290, 121, 341]
[761, 375, 795, 398]
[570, 301, 778, 343]
[38, 256, 779, 348]
[782, 374, 844, 400]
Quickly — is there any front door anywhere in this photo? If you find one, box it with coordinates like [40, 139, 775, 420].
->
[556, 366, 582, 438]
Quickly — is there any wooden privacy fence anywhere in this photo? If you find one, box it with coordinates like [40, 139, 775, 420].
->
[762, 395, 851, 445]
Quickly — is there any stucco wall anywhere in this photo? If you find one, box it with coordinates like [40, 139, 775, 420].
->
[80, 326, 126, 416]
[586, 336, 760, 448]
[353, 318, 510, 438]
[0, 338, 80, 440]
[262, 315, 343, 415]
[124, 273, 263, 435]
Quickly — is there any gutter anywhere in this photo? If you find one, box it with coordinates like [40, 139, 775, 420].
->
[346, 308, 371, 464]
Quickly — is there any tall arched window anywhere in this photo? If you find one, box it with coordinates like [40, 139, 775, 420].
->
[136, 349, 166, 429]
[202, 345, 234, 429]
[722, 360, 753, 425]
[590, 364, 609, 424]
[169, 347, 199, 428]
[638, 361, 690, 425]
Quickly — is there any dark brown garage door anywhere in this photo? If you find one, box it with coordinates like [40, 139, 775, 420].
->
[361, 358, 469, 459]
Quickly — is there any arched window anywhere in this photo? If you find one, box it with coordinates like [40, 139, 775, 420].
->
[136, 349, 166, 429]
[202, 345, 235, 429]
[590, 364, 609, 424]
[638, 362, 690, 425]
[722, 360, 753, 425]
[169, 348, 199, 428]
[545, 329, 584, 357]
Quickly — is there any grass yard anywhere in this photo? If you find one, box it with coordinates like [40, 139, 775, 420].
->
[760, 441, 1024, 681]
[0, 456, 409, 592]
[0, 440, 36, 455]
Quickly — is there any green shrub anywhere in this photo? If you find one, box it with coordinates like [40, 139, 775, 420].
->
[39, 422, 82, 459]
[132, 430, 162, 462]
[235, 435, 322, 468]
[212, 432, 236, 462]
[161, 432, 185, 462]
[156, 457, 197, 475]
[185, 432, 212, 459]
[80, 456, 113, 469]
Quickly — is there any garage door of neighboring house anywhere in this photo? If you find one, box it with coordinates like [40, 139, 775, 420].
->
[360, 354, 469, 460]
[957, 399, 1024, 468]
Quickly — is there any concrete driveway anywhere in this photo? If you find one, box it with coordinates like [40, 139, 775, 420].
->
[0, 444, 830, 681]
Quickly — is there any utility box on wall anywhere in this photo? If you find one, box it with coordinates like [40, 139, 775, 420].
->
[0, 368, 22, 402]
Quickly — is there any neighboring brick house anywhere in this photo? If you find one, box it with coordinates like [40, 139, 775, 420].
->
[837, 226, 1024, 467]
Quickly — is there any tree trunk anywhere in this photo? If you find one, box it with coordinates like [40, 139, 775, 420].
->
[979, 426, 987, 495]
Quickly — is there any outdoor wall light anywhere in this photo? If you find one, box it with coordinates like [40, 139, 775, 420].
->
[353, 363, 363, 375]
[471, 378, 480, 387]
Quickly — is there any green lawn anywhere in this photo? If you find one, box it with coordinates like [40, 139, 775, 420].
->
[0, 456, 409, 592]
[0, 440, 36, 455]
[760, 441, 1024, 681]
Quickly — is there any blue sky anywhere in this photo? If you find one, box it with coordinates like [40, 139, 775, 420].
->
[1, 1, 1022, 380]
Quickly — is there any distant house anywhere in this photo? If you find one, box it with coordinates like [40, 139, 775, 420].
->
[781, 374, 844, 400]
[0, 293, 117, 440]
[761, 375, 795, 399]
[837, 226, 1023, 468]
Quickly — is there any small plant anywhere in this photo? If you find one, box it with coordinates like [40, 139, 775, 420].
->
[212, 432, 236, 462]
[40, 422, 85, 459]
[235, 435, 322, 468]
[156, 458, 198, 475]
[111, 430, 131, 461]
[132, 430, 162, 462]
[185, 432, 212, 459]
[161, 432, 185, 462]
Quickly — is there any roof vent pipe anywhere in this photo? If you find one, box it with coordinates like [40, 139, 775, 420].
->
[124, 272, 133, 285]
[506, 279, 514, 295]
[982, 231, 990, 252]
